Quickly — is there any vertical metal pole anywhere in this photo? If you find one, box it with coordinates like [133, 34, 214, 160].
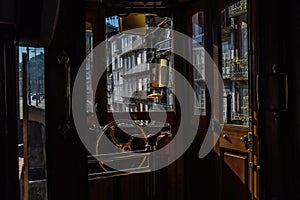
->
[33, 49, 38, 107]
[26, 47, 31, 105]
[36, 79, 38, 106]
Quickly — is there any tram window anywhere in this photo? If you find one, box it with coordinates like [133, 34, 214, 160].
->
[18, 47, 45, 113]
[85, 14, 175, 178]
[105, 14, 174, 113]
[220, 0, 249, 126]
[18, 46, 47, 200]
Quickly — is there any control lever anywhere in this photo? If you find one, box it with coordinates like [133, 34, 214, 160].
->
[222, 134, 232, 144]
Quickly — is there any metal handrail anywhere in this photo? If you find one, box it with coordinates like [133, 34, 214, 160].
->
[88, 149, 150, 163]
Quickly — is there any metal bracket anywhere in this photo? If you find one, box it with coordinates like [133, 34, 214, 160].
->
[249, 161, 254, 169]
[240, 132, 253, 152]
[57, 50, 72, 138]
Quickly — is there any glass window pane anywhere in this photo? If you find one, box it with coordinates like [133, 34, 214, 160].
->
[221, 0, 249, 126]
[18, 46, 47, 200]
[86, 21, 94, 113]
[106, 14, 174, 112]
[192, 11, 206, 115]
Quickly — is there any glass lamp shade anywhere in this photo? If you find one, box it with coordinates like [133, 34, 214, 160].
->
[150, 57, 169, 88]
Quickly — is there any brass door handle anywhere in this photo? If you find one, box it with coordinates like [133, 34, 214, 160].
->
[240, 133, 253, 151]
[240, 135, 248, 143]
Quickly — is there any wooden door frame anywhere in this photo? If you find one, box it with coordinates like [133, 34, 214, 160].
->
[212, 0, 260, 199]
[45, 0, 88, 199]
[256, 0, 300, 199]
[0, 24, 20, 200]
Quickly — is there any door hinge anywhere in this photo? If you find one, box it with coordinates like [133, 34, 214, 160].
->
[249, 162, 261, 171]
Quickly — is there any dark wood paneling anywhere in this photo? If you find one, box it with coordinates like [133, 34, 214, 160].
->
[117, 174, 148, 200]
[0, 24, 20, 200]
[218, 125, 250, 200]
[89, 178, 117, 200]
[280, 0, 300, 199]
[219, 125, 249, 153]
[45, 0, 88, 199]
[184, 138, 219, 200]
[224, 152, 247, 184]
[257, 0, 291, 198]
[88, 170, 169, 200]
[222, 150, 250, 200]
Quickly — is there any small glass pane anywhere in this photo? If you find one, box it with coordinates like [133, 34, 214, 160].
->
[192, 11, 206, 115]
[86, 22, 94, 113]
[18, 47, 45, 110]
[221, 0, 249, 126]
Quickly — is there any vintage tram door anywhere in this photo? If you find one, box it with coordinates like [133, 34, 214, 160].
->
[217, 0, 259, 199]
